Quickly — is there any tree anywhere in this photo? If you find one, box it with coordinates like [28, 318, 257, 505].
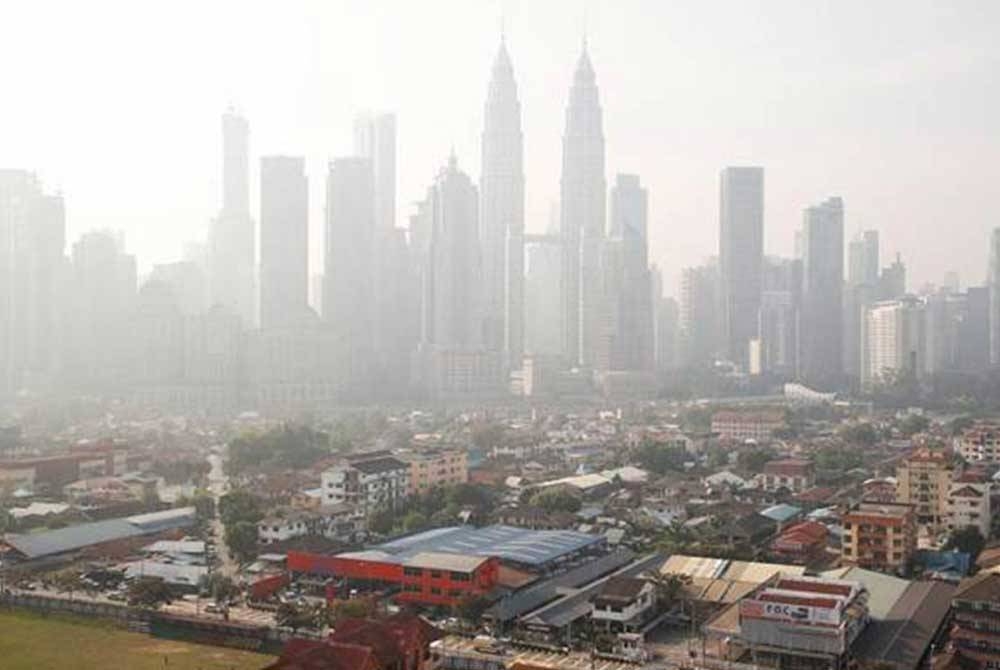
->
[402, 511, 429, 532]
[839, 422, 879, 447]
[218, 490, 263, 526]
[225, 520, 259, 563]
[738, 447, 776, 474]
[200, 574, 239, 604]
[128, 576, 173, 608]
[529, 488, 582, 514]
[328, 598, 374, 624]
[634, 440, 688, 475]
[643, 571, 692, 610]
[276, 602, 318, 632]
[368, 505, 395, 535]
[899, 414, 930, 437]
[52, 570, 84, 600]
[471, 422, 505, 450]
[944, 526, 985, 559]
[455, 596, 491, 623]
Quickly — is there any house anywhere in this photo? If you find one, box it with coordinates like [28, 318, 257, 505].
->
[591, 577, 657, 633]
[948, 572, 1000, 668]
[257, 504, 362, 546]
[862, 477, 898, 503]
[321, 451, 410, 514]
[711, 410, 786, 442]
[769, 521, 828, 565]
[758, 459, 815, 493]
[718, 513, 779, 547]
[947, 471, 992, 539]
[266, 614, 441, 670]
[703, 471, 749, 491]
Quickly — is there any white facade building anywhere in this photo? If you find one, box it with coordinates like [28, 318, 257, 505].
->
[321, 452, 410, 514]
[862, 297, 925, 388]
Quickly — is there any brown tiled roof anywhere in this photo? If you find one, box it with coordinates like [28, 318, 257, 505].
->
[593, 577, 648, 606]
[955, 572, 1000, 603]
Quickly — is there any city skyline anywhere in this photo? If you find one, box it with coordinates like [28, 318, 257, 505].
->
[2, 1, 997, 294]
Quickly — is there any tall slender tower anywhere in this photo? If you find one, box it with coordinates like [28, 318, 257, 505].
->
[259, 156, 308, 331]
[480, 37, 525, 371]
[209, 109, 256, 327]
[560, 42, 606, 368]
[801, 196, 845, 387]
[719, 166, 764, 370]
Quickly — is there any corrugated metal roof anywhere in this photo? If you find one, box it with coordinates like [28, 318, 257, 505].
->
[660, 555, 727, 579]
[820, 566, 909, 620]
[375, 525, 604, 567]
[4, 507, 197, 559]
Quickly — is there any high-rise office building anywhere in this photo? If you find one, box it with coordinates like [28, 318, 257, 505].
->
[354, 112, 415, 389]
[0, 171, 67, 396]
[208, 109, 256, 326]
[353, 113, 396, 235]
[560, 43, 607, 368]
[148, 261, 208, 317]
[260, 156, 308, 331]
[990, 229, 1000, 366]
[418, 154, 482, 350]
[480, 39, 525, 370]
[848, 230, 879, 287]
[65, 231, 137, 390]
[324, 157, 376, 394]
[800, 197, 845, 387]
[844, 231, 880, 383]
[880, 253, 907, 300]
[413, 155, 500, 395]
[524, 233, 563, 357]
[719, 166, 764, 370]
[607, 174, 653, 371]
[862, 297, 925, 389]
[679, 261, 719, 368]
[754, 257, 801, 377]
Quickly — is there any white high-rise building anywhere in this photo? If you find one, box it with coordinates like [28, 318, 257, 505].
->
[989, 228, 1000, 366]
[560, 42, 607, 369]
[208, 109, 256, 327]
[862, 297, 925, 388]
[259, 156, 308, 331]
[719, 167, 764, 371]
[480, 39, 525, 370]
[324, 157, 375, 395]
[0, 171, 67, 395]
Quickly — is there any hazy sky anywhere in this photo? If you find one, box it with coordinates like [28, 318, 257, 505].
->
[2, 0, 998, 295]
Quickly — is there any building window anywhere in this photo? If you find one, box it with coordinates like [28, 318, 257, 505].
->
[403, 567, 423, 578]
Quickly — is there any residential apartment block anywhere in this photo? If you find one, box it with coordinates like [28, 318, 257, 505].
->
[321, 451, 410, 514]
[896, 448, 955, 528]
[841, 501, 917, 575]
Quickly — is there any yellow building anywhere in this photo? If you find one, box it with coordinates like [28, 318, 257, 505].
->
[895, 448, 954, 528]
[399, 448, 468, 496]
[841, 501, 917, 574]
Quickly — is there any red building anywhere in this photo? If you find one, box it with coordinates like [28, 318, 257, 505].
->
[769, 521, 829, 565]
[287, 550, 499, 607]
[266, 614, 441, 670]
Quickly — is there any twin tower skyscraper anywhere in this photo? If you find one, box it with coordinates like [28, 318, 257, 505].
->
[207, 37, 623, 399]
[480, 38, 613, 375]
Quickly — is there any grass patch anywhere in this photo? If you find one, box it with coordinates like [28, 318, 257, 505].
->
[0, 609, 274, 669]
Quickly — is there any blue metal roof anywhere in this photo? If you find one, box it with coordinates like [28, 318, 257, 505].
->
[760, 503, 802, 523]
[375, 524, 605, 567]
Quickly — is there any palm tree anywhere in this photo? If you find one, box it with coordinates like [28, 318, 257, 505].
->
[643, 571, 692, 611]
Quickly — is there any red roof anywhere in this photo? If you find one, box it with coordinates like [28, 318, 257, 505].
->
[764, 459, 814, 477]
[267, 615, 440, 670]
[772, 521, 828, 549]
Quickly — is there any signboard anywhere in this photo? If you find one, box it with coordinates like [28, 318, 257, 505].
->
[740, 599, 838, 625]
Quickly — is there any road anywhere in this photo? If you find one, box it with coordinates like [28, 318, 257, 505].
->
[207, 448, 239, 578]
